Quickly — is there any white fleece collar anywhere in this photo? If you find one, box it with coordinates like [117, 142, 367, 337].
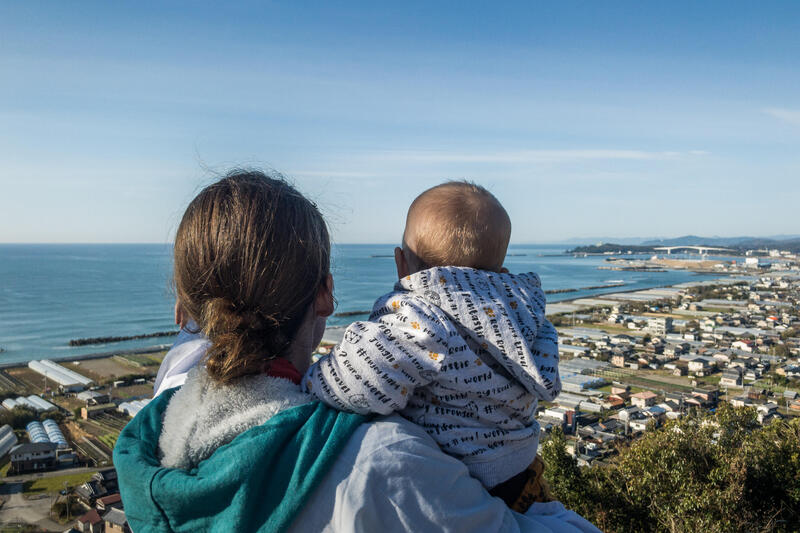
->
[159, 367, 312, 470]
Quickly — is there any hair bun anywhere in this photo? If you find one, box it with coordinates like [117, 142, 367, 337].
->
[173, 171, 331, 384]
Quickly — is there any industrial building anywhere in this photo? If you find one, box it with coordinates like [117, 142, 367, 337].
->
[43, 419, 69, 448]
[118, 399, 150, 417]
[26, 419, 69, 449]
[27, 359, 94, 392]
[1, 398, 18, 410]
[2, 395, 56, 412]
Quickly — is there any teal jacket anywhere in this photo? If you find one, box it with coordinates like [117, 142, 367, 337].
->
[113, 388, 368, 532]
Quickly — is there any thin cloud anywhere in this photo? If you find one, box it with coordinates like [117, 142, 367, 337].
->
[291, 170, 378, 178]
[763, 107, 800, 126]
[361, 149, 699, 164]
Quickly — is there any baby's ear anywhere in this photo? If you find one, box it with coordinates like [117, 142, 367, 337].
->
[500, 266, 509, 274]
[395, 247, 410, 279]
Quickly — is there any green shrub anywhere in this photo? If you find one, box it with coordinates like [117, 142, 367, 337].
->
[543, 405, 800, 532]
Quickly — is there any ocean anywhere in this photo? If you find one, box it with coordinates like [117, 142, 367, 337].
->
[0, 243, 716, 365]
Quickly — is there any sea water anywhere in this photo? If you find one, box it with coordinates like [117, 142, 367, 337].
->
[0, 243, 716, 364]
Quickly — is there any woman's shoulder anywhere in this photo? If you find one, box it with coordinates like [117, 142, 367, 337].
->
[291, 414, 602, 533]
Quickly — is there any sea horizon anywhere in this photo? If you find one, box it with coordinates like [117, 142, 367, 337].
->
[0, 243, 722, 365]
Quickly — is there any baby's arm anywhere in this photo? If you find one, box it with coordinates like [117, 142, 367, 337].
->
[529, 316, 561, 401]
[303, 293, 450, 415]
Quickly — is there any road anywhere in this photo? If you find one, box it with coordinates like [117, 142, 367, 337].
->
[0, 482, 64, 531]
[3, 465, 98, 484]
[0, 466, 99, 530]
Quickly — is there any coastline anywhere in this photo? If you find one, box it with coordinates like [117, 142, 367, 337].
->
[0, 273, 738, 373]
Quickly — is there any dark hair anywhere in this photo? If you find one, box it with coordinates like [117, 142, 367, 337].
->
[174, 170, 330, 384]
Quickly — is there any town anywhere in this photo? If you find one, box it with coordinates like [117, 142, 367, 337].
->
[0, 351, 159, 531]
[539, 251, 800, 467]
[0, 250, 799, 531]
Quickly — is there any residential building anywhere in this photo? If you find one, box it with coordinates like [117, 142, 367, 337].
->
[103, 508, 131, 533]
[631, 391, 658, 409]
[76, 509, 103, 533]
[646, 317, 673, 335]
[720, 367, 743, 388]
[9, 442, 57, 474]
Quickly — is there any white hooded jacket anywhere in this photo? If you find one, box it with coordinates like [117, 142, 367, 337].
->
[304, 266, 561, 488]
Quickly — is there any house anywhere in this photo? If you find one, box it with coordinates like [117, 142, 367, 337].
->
[631, 391, 658, 408]
[76, 480, 108, 507]
[93, 468, 119, 492]
[76, 469, 119, 507]
[617, 406, 642, 421]
[605, 395, 625, 408]
[76, 509, 103, 533]
[720, 367, 743, 388]
[744, 369, 761, 381]
[730, 395, 753, 408]
[82, 403, 117, 420]
[103, 507, 131, 533]
[77, 390, 111, 405]
[732, 340, 755, 352]
[663, 343, 687, 357]
[688, 356, 716, 375]
[611, 354, 626, 368]
[644, 405, 667, 424]
[9, 442, 57, 474]
[610, 384, 630, 397]
[96, 492, 122, 513]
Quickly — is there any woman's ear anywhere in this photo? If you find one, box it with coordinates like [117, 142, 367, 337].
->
[174, 301, 189, 329]
[315, 274, 335, 317]
[395, 246, 410, 279]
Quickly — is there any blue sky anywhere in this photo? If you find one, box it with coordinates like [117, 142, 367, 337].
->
[1, 1, 799, 244]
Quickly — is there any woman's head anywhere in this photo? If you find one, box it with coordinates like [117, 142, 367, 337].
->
[174, 170, 331, 384]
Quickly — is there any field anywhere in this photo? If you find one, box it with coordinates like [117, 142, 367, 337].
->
[22, 472, 94, 496]
[117, 352, 165, 367]
[570, 323, 648, 337]
[589, 366, 697, 393]
[112, 383, 154, 399]
[0, 372, 24, 395]
[67, 358, 139, 381]
[5, 368, 47, 394]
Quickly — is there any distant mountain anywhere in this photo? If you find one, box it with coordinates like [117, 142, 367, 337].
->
[642, 235, 750, 246]
[642, 235, 800, 248]
[568, 237, 800, 254]
[560, 235, 800, 247]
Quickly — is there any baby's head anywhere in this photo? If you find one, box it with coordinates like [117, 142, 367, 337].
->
[396, 181, 511, 276]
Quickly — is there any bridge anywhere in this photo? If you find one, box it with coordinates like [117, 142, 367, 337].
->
[653, 245, 734, 255]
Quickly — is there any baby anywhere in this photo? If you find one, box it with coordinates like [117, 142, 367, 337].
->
[304, 181, 561, 508]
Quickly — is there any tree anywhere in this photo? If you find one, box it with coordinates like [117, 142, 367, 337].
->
[773, 344, 791, 357]
[0, 406, 38, 429]
[543, 406, 800, 532]
[541, 427, 585, 511]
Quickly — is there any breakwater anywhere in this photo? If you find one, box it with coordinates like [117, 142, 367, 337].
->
[545, 283, 626, 294]
[69, 331, 178, 347]
[333, 282, 628, 317]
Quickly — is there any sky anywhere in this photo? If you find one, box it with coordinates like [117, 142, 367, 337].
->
[1, 1, 799, 244]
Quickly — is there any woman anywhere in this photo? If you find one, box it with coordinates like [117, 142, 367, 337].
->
[114, 170, 599, 532]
